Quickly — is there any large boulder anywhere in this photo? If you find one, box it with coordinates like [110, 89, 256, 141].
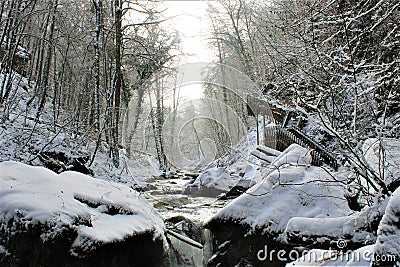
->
[205, 144, 350, 266]
[0, 161, 166, 266]
[182, 167, 240, 197]
[207, 144, 349, 236]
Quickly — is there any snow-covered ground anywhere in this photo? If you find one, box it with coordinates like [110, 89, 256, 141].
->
[0, 63, 168, 265]
[123, 151, 163, 188]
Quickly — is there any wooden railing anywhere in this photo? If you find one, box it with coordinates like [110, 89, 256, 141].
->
[263, 125, 338, 170]
[287, 127, 338, 170]
[246, 94, 338, 170]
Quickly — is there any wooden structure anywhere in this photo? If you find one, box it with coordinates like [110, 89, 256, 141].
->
[247, 94, 338, 170]
[263, 125, 338, 170]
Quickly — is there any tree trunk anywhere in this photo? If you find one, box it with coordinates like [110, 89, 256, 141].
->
[36, 0, 57, 121]
[112, 0, 122, 167]
[92, 0, 102, 132]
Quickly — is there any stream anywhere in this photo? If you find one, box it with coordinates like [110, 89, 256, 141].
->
[141, 174, 231, 266]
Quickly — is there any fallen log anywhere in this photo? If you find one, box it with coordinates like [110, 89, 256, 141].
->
[166, 229, 203, 249]
[285, 199, 388, 250]
[250, 150, 276, 163]
[256, 145, 281, 157]
[184, 172, 200, 178]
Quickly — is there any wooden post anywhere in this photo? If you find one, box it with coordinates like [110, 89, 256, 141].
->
[262, 115, 266, 145]
[256, 113, 259, 145]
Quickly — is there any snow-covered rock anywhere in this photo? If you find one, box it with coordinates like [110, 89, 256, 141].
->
[287, 186, 400, 267]
[0, 161, 165, 265]
[183, 167, 238, 197]
[182, 123, 281, 197]
[206, 144, 349, 238]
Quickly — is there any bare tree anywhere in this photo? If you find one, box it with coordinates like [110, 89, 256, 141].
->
[207, 0, 399, 195]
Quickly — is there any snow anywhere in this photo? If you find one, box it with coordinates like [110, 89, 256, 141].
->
[0, 244, 8, 255]
[125, 152, 162, 183]
[267, 143, 312, 168]
[183, 167, 234, 195]
[0, 69, 156, 190]
[286, 186, 400, 267]
[0, 42, 30, 60]
[285, 198, 388, 247]
[344, 245, 374, 267]
[89, 148, 162, 188]
[374, 186, 400, 263]
[286, 245, 375, 267]
[285, 249, 337, 266]
[0, 161, 165, 256]
[183, 121, 280, 196]
[206, 144, 350, 238]
[250, 150, 276, 163]
[255, 145, 282, 156]
[362, 138, 400, 190]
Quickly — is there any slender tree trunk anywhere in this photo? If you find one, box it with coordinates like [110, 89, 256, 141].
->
[112, 0, 122, 167]
[93, 0, 102, 132]
[36, 0, 57, 121]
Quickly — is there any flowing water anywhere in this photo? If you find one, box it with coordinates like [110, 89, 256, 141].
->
[142, 175, 230, 266]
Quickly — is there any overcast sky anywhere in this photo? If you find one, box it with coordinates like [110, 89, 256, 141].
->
[161, 1, 216, 63]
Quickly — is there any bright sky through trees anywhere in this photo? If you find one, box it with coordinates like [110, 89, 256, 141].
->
[161, 1, 215, 63]
[161, 1, 216, 100]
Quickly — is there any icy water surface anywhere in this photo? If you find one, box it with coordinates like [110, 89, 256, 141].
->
[143, 177, 229, 222]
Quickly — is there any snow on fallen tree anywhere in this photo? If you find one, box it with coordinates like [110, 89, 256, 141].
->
[0, 161, 165, 265]
[286, 245, 376, 267]
[206, 144, 350, 239]
[285, 198, 388, 249]
[374, 186, 400, 266]
[287, 187, 400, 267]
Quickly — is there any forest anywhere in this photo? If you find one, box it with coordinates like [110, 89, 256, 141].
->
[0, 0, 399, 266]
